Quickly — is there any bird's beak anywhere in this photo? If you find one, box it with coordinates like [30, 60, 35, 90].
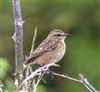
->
[64, 33, 70, 36]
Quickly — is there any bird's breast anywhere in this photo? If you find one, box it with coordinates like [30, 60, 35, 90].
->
[53, 40, 66, 63]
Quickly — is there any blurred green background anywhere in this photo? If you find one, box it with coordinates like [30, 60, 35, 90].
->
[0, 0, 100, 92]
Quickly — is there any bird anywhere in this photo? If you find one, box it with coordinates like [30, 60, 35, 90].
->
[24, 29, 70, 67]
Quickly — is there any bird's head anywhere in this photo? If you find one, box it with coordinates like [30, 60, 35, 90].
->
[48, 29, 70, 40]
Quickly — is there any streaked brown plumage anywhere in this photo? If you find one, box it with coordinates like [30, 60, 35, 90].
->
[25, 29, 69, 66]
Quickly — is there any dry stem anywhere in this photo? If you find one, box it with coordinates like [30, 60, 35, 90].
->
[17, 63, 98, 92]
[12, 0, 24, 91]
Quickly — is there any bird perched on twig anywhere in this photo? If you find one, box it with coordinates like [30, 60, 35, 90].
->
[25, 29, 70, 66]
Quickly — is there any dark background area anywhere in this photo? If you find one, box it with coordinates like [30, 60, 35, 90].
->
[0, 0, 100, 92]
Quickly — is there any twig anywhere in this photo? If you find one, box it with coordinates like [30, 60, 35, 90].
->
[18, 62, 99, 92]
[49, 71, 99, 92]
[17, 63, 59, 90]
[33, 63, 50, 92]
[12, 0, 24, 91]
[26, 26, 37, 76]
[82, 77, 98, 92]
[32, 73, 43, 92]
[30, 26, 37, 54]
[25, 26, 38, 91]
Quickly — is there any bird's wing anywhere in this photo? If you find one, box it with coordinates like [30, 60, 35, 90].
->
[25, 50, 47, 65]
[25, 38, 59, 65]
[36, 38, 58, 51]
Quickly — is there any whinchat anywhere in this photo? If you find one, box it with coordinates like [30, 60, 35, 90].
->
[25, 29, 70, 66]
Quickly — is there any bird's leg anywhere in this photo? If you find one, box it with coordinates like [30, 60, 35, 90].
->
[46, 69, 55, 80]
[37, 64, 47, 83]
[38, 64, 54, 82]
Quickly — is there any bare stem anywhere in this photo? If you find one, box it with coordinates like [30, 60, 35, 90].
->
[30, 26, 37, 54]
[50, 72, 98, 92]
[24, 26, 38, 91]
[12, 0, 24, 91]
[18, 63, 98, 92]
[33, 63, 50, 92]
[17, 63, 59, 90]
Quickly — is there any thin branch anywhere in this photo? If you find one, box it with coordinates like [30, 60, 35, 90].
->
[25, 26, 38, 77]
[50, 71, 99, 92]
[12, 0, 24, 91]
[18, 62, 99, 92]
[25, 26, 38, 91]
[82, 77, 98, 92]
[33, 63, 50, 92]
[33, 73, 43, 92]
[17, 63, 59, 90]
[30, 26, 37, 54]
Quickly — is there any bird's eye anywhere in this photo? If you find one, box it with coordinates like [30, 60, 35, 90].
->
[54, 34, 61, 36]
